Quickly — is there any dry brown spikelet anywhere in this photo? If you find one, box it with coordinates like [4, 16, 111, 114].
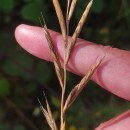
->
[66, 0, 93, 65]
[38, 97, 58, 130]
[64, 56, 104, 112]
[68, 0, 77, 21]
[40, 17, 64, 89]
[52, 0, 67, 44]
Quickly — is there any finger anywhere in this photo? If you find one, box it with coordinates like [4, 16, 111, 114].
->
[95, 110, 130, 130]
[15, 24, 130, 101]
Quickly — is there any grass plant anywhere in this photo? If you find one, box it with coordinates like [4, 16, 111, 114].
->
[38, 0, 104, 129]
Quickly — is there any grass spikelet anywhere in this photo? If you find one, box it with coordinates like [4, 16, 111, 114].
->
[64, 56, 104, 112]
[52, 0, 67, 44]
[67, 0, 70, 20]
[38, 97, 58, 130]
[68, 0, 77, 21]
[39, 16, 64, 89]
[66, 0, 71, 39]
[66, 0, 93, 65]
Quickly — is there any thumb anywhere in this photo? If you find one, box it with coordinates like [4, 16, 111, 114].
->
[95, 110, 130, 130]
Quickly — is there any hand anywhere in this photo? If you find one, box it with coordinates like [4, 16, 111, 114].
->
[15, 24, 130, 130]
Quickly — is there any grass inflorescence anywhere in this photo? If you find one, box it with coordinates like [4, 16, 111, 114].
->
[39, 0, 104, 130]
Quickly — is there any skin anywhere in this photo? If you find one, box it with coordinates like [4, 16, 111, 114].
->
[15, 24, 130, 130]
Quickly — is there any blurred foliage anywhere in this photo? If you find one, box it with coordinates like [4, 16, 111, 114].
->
[0, 0, 130, 130]
[0, 78, 10, 96]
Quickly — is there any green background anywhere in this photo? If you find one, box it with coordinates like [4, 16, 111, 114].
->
[0, 0, 130, 130]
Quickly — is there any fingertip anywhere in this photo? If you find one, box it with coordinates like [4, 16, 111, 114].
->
[15, 24, 51, 60]
[15, 24, 24, 44]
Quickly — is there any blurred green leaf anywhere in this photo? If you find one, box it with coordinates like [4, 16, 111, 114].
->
[53, 111, 59, 120]
[0, 123, 11, 130]
[11, 53, 34, 71]
[0, 0, 14, 13]
[74, 6, 84, 20]
[67, 100, 88, 128]
[0, 79, 10, 96]
[91, 0, 104, 13]
[0, 106, 6, 119]
[14, 124, 26, 130]
[51, 96, 60, 108]
[25, 82, 37, 94]
[74, 1, 87, 20]
[2, 54, 34, 80]
[36, 62, 52, 83]
[0, 33, 17, 53]
[23, 0, 33, 2]
[2, 60, 24, 77]
[124, 8, 130, 28]
[24, 0, 43, 3]
[124, 9, 130, 17]
[21, 1, 44, 23]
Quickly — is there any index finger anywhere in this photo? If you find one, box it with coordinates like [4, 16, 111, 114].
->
[15, 24, 130, 101]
